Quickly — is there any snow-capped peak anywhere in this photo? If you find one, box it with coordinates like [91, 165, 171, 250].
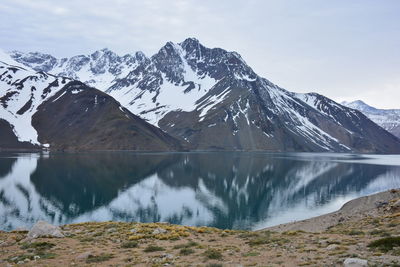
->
[0, 49, 31, 69]
[342, 100, 400, 138]
[0, 60, 70, 145]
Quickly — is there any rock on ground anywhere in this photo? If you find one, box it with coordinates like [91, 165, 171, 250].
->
[343, 258, 368, 267]
[27, 221, 64, 239]
[75, 251, 93, 261]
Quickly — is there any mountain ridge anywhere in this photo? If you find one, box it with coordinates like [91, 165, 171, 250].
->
[5, 38, 400, 153]
[0, 59, 183, 151]
[342, 100, 400, 138]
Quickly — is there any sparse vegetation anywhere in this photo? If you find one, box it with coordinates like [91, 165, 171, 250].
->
[243, 251, 260, 257]
[144, 245, 165, 252]
[1, 191, 400, 267]
[120, 240, 138, 248]
[86, 253, 114, 263]
[21, 241, 55, 251]
[348, 229, 364, 235]
[180, 248, 195, 255]
[368, 236, 400, 252]
[248, 232, 272, 246]
[204, 248, 223, 260]
[173, 240, 198, 249]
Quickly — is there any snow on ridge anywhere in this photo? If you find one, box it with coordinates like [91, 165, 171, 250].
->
[0, 62, 66, 145]
[269, 88, 350, 151]
[0, 49, 31, 69]
[108, 42, 222, 126]
[342, 100, 400, 136]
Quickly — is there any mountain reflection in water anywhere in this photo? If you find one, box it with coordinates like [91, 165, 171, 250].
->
[1, 152, 400, 231]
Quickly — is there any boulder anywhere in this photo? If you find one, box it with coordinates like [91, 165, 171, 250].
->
[152, 227, 167, 235]
[343, 258, 368, 267]
[27, 221, 64, 239]
[326, 244, 339, 251]
[75, 251, 93, 261]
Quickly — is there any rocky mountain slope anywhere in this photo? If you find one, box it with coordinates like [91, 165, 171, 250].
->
[342, 100, 400, 139]
[9, 39, 400, 153]
[0, 58, 182, 151]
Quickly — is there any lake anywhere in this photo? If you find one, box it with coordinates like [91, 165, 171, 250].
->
[1, 152, 400, 231]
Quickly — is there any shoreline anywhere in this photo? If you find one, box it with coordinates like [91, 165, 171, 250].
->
[1, 189, 399, 266]
[265, 189, 400, 233]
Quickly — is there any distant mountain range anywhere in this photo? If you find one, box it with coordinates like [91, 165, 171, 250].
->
[1, 38, 400, 153]
[342, 100, 400, 139]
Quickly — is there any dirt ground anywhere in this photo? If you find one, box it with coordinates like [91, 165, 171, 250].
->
[1, 189, 400, 267]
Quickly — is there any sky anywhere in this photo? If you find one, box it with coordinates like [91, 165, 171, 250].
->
[1, 0, 399, 109]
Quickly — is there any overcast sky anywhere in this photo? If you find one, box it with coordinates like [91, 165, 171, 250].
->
[1, 0, 399, 108]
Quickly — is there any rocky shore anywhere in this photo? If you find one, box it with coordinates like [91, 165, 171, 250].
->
[1, 189, 399, 266]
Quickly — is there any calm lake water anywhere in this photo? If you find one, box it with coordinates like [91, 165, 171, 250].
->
[1, 152, 400, 231]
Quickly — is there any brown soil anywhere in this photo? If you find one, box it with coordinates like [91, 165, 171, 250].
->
[1, 189, 400, 266]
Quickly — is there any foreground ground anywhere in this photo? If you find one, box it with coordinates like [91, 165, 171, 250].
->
[1, 189, 400, 266]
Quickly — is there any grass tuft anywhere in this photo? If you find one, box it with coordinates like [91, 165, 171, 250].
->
[173, 241, 198, 249]
[21, 241, 55, 251]
[204, 248, 223, 260]
[120, 241, 138, 248]
[368, 236, 400, 252]
[144, 245, 165, 252]
[86, 253, 114, 263]
[179, 248, 195, 255]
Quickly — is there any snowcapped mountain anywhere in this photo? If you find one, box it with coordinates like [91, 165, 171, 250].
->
[342, 100, 400, 138]
[10, 48, 142, 91]
[0, 59, 70, 146]
[0, 55, 182, 151]
[8, 38, 400, 153]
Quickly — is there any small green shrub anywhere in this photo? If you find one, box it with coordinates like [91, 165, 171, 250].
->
[368, 236, 400, 252]
[21, 241, 55, 250]
[144, 245, 165, 252]
[180, 248, 195, 255]
[243, 251, 260, 257]
[86, 253, 114, 263]
[173, 241, 198, 249]
[204, 248, 222, 260]
[348, 229, 364, 236]
[370, 229, 390, 237]
[121, 241, 138, 248]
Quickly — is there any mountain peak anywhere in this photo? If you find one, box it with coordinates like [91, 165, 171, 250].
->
[350, 100, 367, 106]
[0, 49, 29, 69]
[180, 37, 200, 46]
[342, 100, 379, 114]
[344, 100, 370, 108]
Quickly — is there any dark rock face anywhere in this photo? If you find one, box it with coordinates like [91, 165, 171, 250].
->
[0, 119, 38, 150]
[32, 81, 183, 151]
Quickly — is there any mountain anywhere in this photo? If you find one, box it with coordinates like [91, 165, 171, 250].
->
[342, 100, 400, 139]
[0, 58, 182, 151]
[9, 38, 400, 153]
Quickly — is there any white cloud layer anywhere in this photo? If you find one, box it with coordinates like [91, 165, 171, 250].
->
[1, 0, 399, 108]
